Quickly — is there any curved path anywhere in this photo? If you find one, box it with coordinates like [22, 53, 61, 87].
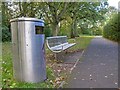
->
[65, 37, 118, 88]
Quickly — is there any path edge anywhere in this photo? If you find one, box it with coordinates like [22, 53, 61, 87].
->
[58, 50, 85, 88]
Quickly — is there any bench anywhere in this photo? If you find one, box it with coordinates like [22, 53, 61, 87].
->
[46, 36, 76, 53]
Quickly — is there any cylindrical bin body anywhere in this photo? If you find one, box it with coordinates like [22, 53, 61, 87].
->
[10, 17, 46, 83]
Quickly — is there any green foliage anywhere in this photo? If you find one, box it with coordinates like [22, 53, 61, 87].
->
[44, 26, 52, 37]
[68, 36, 94, 51]
[2, 25, 11, 42]
[2, 2, 108, 38]
[59, 19, 71, 37]
[81, 29, 91, 35]
[2, 2, 12, 42]
[103, 13, 120, 41]
[92, 27, 102, 35]
[67, 2, 107, 38]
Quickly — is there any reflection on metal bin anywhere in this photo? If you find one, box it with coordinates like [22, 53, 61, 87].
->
[10, 17, 46, 83]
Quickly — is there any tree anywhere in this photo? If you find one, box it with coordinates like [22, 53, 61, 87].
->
[2, 2, 12, 41]
[2, 1, 109, 39]
[42, 2, 71, 36]
[103, 13, 119, 41]
[66, 2, 108, 38]
[11, 2, 42, 17]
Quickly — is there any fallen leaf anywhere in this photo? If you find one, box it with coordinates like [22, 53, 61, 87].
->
[90, 78, 92, 80]
[57, 69, 61, 73]
[110, 73, 114, 76]
[105, 76, 108, 78]
[74, 78, 76, 79]
[90, 74, 92, 77]
[82, 79, 85, 80]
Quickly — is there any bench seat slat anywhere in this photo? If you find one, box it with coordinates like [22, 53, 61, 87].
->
[50, 43, 76, 51]
[50, 43, 68, 50]
[46, 36, 76, 53]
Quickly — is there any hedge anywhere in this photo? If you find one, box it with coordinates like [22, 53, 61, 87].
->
[2, 25, 11, 42]
[103, 13, 120, 42]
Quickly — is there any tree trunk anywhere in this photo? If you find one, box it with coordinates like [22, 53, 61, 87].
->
[70, 21, 75, 38]
[70, 18, 76, 38]
[74, 19, 79, 37]
[52, 23, 60, 36]
[70, 18, 78, 38]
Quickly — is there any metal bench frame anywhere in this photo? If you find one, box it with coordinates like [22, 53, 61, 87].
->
[46, 36, 76, 53]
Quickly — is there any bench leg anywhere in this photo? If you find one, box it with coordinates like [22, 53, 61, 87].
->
[54, 53, 57, 60]
[65, 50, 68, 54]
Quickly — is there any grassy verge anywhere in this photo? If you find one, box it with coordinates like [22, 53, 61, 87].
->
[2, 42, 55, 88]
[68, 36, 94, 51]
[2, 36, 94, 88]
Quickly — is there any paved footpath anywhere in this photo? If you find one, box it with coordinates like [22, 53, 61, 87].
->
[65, 37, 118, 88]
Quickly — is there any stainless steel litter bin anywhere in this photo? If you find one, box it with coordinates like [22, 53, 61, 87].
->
[10, 17, 46, 83]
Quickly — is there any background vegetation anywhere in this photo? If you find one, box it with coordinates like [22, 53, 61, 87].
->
[2, 1, 114, 42]
[103, 13, 120, 41]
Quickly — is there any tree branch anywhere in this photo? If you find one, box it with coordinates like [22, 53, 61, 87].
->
[58, 2, 68, 21]
[42, 6, 53, 23]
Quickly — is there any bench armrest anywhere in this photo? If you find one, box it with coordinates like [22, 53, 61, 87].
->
[46, 39, 63, 53]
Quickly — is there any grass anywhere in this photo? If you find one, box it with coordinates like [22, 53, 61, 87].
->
[68, 36, 94, 52]
[1, 36, 94, 88]
[2, 42, 55, 88]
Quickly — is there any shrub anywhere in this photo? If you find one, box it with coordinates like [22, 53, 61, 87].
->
[92, 27, 102, 35]
[2, 25, 11, 42]
[81, 29, 91, 35]
[103, 13, 120, 41]
[44, 26, 52, 38]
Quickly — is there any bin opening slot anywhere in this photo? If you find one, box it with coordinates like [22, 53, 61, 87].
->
[35, 26, 44, 34]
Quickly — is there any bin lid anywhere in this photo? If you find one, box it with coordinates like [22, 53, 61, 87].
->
[10, 17, 44, 23]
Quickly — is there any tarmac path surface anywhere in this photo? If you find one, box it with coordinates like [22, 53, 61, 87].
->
[65, 37, 118, 88]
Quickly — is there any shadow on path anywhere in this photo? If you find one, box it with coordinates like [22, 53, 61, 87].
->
[56, 50, 83, 64]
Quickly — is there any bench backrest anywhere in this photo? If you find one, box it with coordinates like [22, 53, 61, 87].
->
[46, 36, 67, 48]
